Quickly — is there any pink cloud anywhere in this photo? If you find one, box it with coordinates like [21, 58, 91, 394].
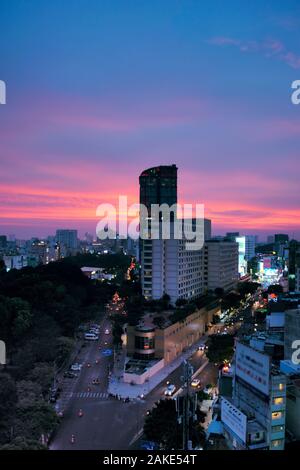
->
[208, 36, 300, 69]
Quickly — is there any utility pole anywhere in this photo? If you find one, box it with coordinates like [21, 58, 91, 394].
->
[177, 360, 194, 450]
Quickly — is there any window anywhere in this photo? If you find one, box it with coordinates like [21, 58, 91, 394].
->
[278, 383, 285, 391]
[135, 336, 155, 350]
[271, 439, 283, 448]
[273, 397, 284, 405]
[272, 411, 283, 420]
[272, 425, 284, 433]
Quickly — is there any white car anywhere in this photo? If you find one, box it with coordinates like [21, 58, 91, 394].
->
[70, 363, 82, 371]
[90, 328, 100, 335]
[105, 328, 110, 335]
[164, 384, 176, 396]
[191, 379, 201, 388]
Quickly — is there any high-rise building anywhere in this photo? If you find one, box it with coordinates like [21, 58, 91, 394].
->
[55, 229, 78, 254]
[234, 235, 256, 276]
[275, 234, 289, 244]
[287, 240, 300, 290]
[245, 235, 256, 261]
[139, 164, 177, 213]
[204, 239, 239, 292]
[0, 235, 7, 249]
[30, 239, 49, 264]
[226, 232, 240, 239]
[139, 165, 211, 304]
[235, 236, 247, 276]
[3, 255, 27, 270]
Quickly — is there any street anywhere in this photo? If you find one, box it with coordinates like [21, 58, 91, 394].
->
[50, 320, 218, 450]
[49, 292, 257, 450]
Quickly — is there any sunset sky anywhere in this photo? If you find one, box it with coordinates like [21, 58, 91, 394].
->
[1, 0, 300, 240]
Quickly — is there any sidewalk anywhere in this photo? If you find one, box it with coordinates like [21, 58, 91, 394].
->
[108, 334, 209, 399]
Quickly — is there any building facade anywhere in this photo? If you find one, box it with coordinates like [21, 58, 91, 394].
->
[126, 303, 219, 364]
[55, 229, 78, 254]
[204, 239, 239, 292]
[221, 341, 286, 450]
[139, 165, 211, 304]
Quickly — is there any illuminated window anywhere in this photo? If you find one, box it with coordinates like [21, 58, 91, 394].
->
[272, 425, 284, 433]
[271, 439, 283, 448]
[278, 383, 284, 391]
[273, 397, 284, 405]
[272, 412, 283, 420]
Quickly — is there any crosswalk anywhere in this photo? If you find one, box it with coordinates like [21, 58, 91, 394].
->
[69, 391, 109, 399]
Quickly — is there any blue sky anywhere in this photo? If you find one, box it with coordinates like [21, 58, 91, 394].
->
[0, 0, 300, 239]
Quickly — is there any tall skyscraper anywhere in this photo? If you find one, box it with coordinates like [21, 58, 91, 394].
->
[55, 229, 78, 253]
[139, 164, 177, 212]
[275, 234, 289, 244]
[204, 239, 239, 292]
[234, 235, 256, 276]
[139, 165, 210, 304]
[245, 235, 256, 261]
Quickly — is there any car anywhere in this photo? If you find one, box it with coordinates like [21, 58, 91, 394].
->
[63, 371, 78, 379]
[89, 329, 100, 336]
[164, 384, 176, 396]
[49, 388, 60, 403]
[92, 378, 101, 385]
[70, 363, 82, 371]
[140, 441, 158, 450]
[84, 332, 99, 341]
[105, 328, 110, 335]
[191, 378, 201, 388]
[90, 328, 100, 334]
[198, 345, 205, 351]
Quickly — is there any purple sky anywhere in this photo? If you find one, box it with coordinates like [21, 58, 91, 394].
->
[0, 0, 300, 241]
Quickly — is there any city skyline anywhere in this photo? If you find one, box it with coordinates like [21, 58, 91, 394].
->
[1, 0, 300, 239]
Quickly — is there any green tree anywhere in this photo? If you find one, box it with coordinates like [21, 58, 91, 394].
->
[0, 373, 17, 419]
[0, 436, 46, 450]
[16, 380, 42, 407]
[55, 336, 75, 368]
[14, 401, 59, 441]
[206, 334, 234, 365]
[28, 363, 54, 396]
[144, 400, 178, 449]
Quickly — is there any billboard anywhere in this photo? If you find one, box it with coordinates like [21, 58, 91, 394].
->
[235, 342, 270, 396]
[221, 398, 247, 443]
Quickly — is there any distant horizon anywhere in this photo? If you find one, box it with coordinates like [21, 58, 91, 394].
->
[1, 223, 298, 244]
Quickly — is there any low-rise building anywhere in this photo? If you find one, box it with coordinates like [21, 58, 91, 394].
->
[125, 302, 220, 384]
